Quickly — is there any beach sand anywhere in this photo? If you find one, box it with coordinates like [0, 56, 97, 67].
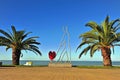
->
[0, 67, 120, 80]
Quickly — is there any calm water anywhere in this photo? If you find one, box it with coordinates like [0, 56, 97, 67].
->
[1, 60, 120, 66]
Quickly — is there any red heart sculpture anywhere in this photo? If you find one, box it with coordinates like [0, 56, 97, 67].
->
[48, 51, 56, 61]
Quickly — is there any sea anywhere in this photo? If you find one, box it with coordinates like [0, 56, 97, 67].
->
[0, 60, 120, 66]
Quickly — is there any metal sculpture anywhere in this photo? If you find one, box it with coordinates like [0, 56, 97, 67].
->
[56, 27, 71, 63]
[48, 27, 72, 67]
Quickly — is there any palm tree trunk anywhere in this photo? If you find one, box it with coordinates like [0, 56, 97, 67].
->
[12, 48, 21, 65]
[101, 47, 112, 66]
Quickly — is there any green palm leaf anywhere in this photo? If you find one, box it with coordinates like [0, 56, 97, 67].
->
[79, 45, 91, 58]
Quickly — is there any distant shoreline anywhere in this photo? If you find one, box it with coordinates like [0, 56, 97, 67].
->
[0, 60, 120, 66]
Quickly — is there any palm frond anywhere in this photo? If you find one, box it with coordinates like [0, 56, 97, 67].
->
[22, 36, 40, 45]
[80, 30, 99, 40]
[110, 19, 120, 28]
[0, 36, 11, 44]
[90, 43, 100, 57]
[113, 23, 120, 32]
[11, 25, 17, 35]
[29, 45, 39, 49]
[79, 45, 91, 58]
[26, 48, 42, 56]
[0, 29, 12, 40]
[113, 44, 120, 46]
[102, 16, 109, 37]
[110, 44, 114, 54]
[22, 32, 32, 40]
[85, 21, 98, 29]
[6, 46, 11, 51]
[85, 23, 103, 39]
[77, 40, 94, 51]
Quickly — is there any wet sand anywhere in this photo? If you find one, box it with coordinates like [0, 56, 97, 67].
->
[0, 67, 120, 80]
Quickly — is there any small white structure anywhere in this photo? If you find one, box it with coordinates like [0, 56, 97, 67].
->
[24, 61, 32, 66]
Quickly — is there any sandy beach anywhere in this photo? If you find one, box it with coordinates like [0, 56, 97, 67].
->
[0, 67, 120, 80]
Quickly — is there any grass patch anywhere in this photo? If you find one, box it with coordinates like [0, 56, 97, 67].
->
[15, 65, 48, 67]
[1, 65, 48, 67]
[76, 66, 120, 69]
[1, 65, 120, 69]
[1, 65, 15, 67]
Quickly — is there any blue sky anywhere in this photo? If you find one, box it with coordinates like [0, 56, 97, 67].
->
[0, 0, 120, 61]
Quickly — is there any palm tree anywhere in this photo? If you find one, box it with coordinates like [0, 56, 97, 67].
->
[77, 16, 120, 66]
[0, 26, 42, 65]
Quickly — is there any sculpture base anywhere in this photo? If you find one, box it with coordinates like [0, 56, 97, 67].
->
[48, 62, 72, 68]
